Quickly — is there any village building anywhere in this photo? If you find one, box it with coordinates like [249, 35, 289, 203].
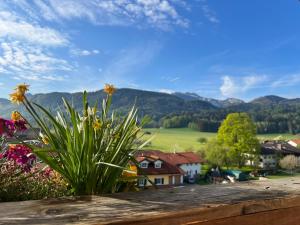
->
[135, 150, 203, 187]
[259, 141, 300, 169]
[288, 139, 300, 148]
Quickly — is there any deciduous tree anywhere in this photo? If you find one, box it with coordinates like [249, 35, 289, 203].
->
[217, 113, 260, 168]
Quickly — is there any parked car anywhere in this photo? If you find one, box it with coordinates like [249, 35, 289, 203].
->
[224, 170, 249, 181]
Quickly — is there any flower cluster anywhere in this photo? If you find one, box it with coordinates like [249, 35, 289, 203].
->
[1, 145, 36, 172]
[0, 161, 69, 202]
[0, 117, 27, 137]
[9, 84, 29, 104]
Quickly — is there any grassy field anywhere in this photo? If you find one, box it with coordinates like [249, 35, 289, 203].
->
[142, 128, 298, 152]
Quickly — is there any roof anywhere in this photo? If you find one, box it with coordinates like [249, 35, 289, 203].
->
[165, 152, 202, 165]
[136, 150, 203, 165]
[138, 158, 184, 175]
[261, 141, 300, 156]
[135, 150, 202, 176]
[290, 139, 300, 145]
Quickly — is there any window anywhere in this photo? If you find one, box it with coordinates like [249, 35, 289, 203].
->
[154, 161, 162, 168]
[140, 162, 148, 168]
[138, 179, 147, 186]
[154, 178, 164, 185]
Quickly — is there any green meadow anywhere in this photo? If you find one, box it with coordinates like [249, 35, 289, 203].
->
[142, 128, 298, 152]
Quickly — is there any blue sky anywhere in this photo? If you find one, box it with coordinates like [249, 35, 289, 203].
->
[0, 0, 300, 100]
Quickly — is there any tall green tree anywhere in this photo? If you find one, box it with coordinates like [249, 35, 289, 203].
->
[217, 113, 260, 168]
[204, 138, 230, 168]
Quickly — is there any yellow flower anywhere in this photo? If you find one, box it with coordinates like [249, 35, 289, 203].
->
[11, 111, 22, 121]
[42, 136, 49, 145]
[122, 165, 137, 177]
[103, 84, 116, 95]
[15, 83, 29, 95]
[93, 119, 102, 130]
[10, 92, 25, 104]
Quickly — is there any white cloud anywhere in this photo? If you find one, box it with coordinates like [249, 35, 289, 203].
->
[161, 76, 180, 83]
[271, 74, 300, 88]
[0, 41, 72, 81]
[9, 0, 189, 30]
[0, 10, 68, 46]
[220, 75, 267, 97]
[70, 48, 100, 56]
[159, 89, 175, 94]
[201, 4, 219, 24]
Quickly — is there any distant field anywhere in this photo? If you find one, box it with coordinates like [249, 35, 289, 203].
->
[141, 128, 298, 152]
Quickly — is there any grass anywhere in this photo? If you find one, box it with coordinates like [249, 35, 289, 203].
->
[142, 128, 215, 152]
[141, 128, 298, 152]
[266, 171, 300, 179]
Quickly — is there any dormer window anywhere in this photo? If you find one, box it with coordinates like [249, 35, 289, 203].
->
[154, 160, 162, 168]
[140, 161, 149, 168]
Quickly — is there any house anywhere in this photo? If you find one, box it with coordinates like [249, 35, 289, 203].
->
[136, 155, 184, 187]
[288, 139, 300, 148]
[135, 150, 203, 187]
[259, 141, 300, 169]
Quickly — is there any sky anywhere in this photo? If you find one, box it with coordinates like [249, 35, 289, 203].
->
[0, 0, 300, 101]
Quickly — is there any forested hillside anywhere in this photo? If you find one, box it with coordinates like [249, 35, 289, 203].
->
[1, 89, 300, 134]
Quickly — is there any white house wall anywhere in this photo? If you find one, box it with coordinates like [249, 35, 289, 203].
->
[179, 163, 201, 177]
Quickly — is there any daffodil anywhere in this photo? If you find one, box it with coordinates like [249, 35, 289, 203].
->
[11, 111, 22, 121]
[42, 136, 49, 145]
[103, 84, 116, 95]
[93, 119, 102, 131]
[15, 83, 29, 95]
[10, 92, 25, 104]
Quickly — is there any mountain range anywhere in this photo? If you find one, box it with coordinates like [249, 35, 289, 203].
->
[1, 88, 300, 121]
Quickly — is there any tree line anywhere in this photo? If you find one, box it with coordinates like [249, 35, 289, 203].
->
[147, 104, 300, 134]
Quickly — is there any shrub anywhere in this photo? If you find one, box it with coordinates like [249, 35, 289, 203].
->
[0, 162, 69, 202]
[279, 155, 298, 174]
[197, 137, 207, 143]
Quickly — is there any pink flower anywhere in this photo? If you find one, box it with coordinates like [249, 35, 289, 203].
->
[2, 145, 36, 172]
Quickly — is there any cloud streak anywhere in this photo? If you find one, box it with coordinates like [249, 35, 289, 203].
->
[0, 11, 68, 46]
[7, 0, 189, 30]
[0, 41, 72, 81]
[220, 75, 268, 97]
[200, 1, 219, 24]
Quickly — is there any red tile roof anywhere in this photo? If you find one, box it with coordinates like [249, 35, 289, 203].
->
[290, 139, 300, 145]
[138, 159, 184, 175]
[136, 150, 203, 165]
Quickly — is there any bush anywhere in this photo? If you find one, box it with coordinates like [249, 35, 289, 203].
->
[279, 155, 298, 174]
[197, 137, 207, 143]
[0, 162, 69, 202]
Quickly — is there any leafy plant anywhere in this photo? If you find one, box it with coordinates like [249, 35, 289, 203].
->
[10, 84, 148, 195]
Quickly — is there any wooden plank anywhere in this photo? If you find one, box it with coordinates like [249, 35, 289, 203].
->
[108, 196, 300, 225]
[1, 178, 300, 224]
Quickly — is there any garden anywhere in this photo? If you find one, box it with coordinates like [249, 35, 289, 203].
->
[0, 84, 146, 202]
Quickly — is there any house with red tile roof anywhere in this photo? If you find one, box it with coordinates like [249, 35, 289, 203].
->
[288, 139, 300, 148]
[135, 150, 203, 187]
